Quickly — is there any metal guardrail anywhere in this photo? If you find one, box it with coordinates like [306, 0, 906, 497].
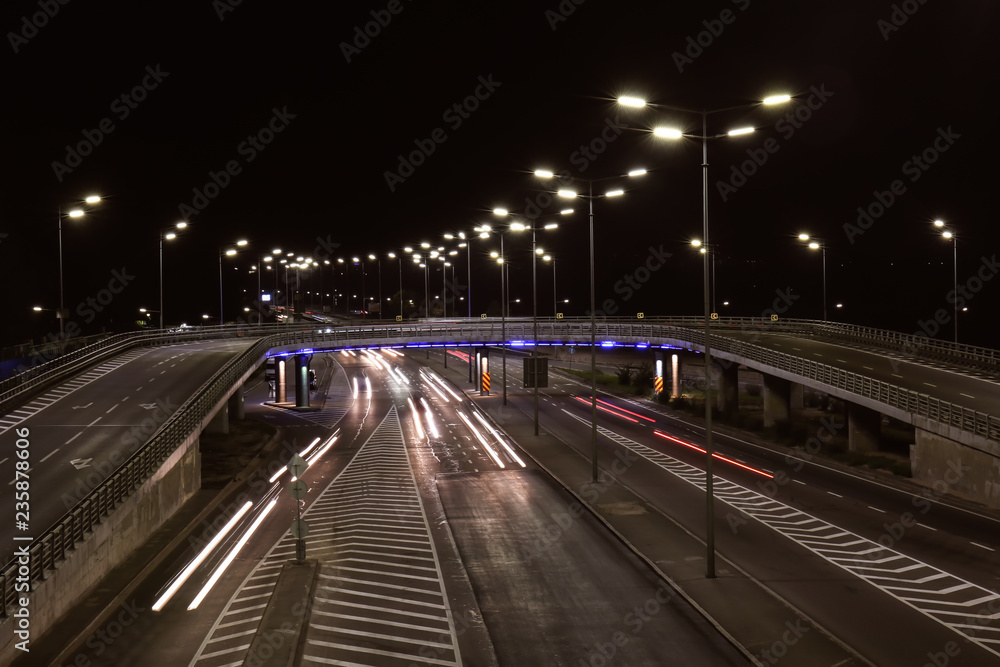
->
[3, 317, 999, 616]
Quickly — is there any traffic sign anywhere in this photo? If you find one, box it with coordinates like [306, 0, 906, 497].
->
[771, 314, 779, 321]
[289, 480, 309, 499]
[711, 312, 719, 320]
[290, 519, 309, 539]
[481, 313, 488, 318]
[395, 315, 402, 322]
[556, 312, 563, 319]
[637, 312, 644, 319]
[286, 453, 308, 479]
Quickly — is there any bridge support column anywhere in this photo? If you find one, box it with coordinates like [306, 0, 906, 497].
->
[276, 357, 287, 403]
[476, 347, 490, 395]
[294, 353, 311, 408]
[790, 383, 804, 410]
[206, 401, 229, 434]
[716, 362, 739, 417]
[847, 404, 881, 453]
[670, 353, 681, 398]
[911, 429, 1000, 507]
[762, 374, 790, 428]
[228, 383, 245, 421]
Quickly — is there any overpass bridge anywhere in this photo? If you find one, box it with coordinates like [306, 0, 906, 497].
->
[1, 316, 999, 658]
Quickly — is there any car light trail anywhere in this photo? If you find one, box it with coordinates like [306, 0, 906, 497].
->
[429, 372, 464, 401]
[422, 374, 450, 402]
[457, 409, 505, 468]
[420, 397, 441, 438]
[187, 498, 278, 610]
[152, 500, 253, 611]
[306, 435, 339, 464]
[408, 397, 425, 441]
[391, 367, 410, 385]
[594, 397, 656, 422]
[573, 396, 639, 423]
[299, 436, 322, 457]
[653, 431, 773, 478]
[471, 409, 526, 467]
[352, 377, 359, 398]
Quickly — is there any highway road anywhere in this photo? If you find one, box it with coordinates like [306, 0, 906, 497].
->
[36, 348, 747, 666]
[0, 338, 259, 563]
[711, 328, 1000, 415]
[474, 349, 1000, 665]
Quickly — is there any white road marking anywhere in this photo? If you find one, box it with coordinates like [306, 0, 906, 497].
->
[106, 404, 119, 414]
[971, 542, 995, 552]
[960, 393, 976, 399]
[65, 432, 82, 445]
[88, 417, 102, 427]
[868, 506, 886, 513]
[924, 382, 937, 388]
[40, 449, 59, 463]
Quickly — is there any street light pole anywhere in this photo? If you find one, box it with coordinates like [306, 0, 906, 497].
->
[934, 219, 958, 342]
[58, 195, 101, 339]
[623, 92, 791, 579]
[699, 109, 717, 579]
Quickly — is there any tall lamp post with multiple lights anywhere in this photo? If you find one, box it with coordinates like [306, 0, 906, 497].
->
[159, 221, 187, 329]
[58, 194, 102, 338]
[535, 168, 646, 481]
[933, 219, 959, 343]
[219, 239, 248, 325]
[493, 208, 560, 435]
[797, 233, 827, 321]
[618, 91, 791, 579]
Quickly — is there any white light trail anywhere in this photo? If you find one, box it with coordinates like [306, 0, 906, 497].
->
[457, 409, 505, 468]
[420, 397, 441, 438]
[152, 500, 252, 611]
[472, 409, 526, 467]
[407, 397, 425, 441]
[353, 377, 359, 398]
[187, 498, 278, 610]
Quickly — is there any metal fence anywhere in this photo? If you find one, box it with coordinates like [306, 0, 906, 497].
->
[3, 317, 999, 616]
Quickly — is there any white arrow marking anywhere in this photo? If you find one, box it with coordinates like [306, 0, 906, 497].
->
[139, 403, 158, 410]
[70, 458, 92, 469]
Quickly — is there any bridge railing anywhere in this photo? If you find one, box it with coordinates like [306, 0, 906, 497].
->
[4, 317, 1000, 616]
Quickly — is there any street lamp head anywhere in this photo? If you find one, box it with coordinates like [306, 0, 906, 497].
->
[543, 222, 558, 230]
[458, 231, 466, 240]
[691, 239, 702, 247]
[605, 189, 624, 197]
[511, 222, 527, 231]
[728, 126, 755, 136]
[653, 127, 683, 139]
[84, 195, 101, 204]
[225, 248, 237, 256]
[617, 96, 646, 107]
[762, 94, 792, 105]
[272, 248, 281, 254]
[933, 219, 946, 227]
[165, 232, 177, 240]
[388, 252, 397, 258]
[490, 251, 499, 258]
[627, 169, 647, 177]
[176, 221, 188, 229]
[543, 255, 551, 261]
[560, 208, 573, 215]
[808, 241, 820, 250]
[798, 233, 810, 241]
[237, 239, 248, 246]
[444, 233, 454, 239]
[557, 189, 577, 198]
[420, 242, 430, 248]
[493, 208, 509, 216]
[33, 306, 42, 311]
[534, 169, 555, 179]
[68, 209, 85, 218]
[942, 230, 953, 239]
[368, 254, 376, 260]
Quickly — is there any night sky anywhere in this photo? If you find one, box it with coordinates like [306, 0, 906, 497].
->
[3, 1, 998, 350]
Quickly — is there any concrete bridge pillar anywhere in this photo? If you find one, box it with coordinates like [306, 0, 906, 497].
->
[294, 353, 312, 408]
[670, 353, 682, 398]
[228, 383, 245, 421]
[848, 404, 881, 453]
[790, 383, 804, 410]
[276, 357, 287, 403]
[763, 374, 791, 428]
[206, 401, 229, 434]
[911, 429, 1000, 507]
[716, 362, 739, 418]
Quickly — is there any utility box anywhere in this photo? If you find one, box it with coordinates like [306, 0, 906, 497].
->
[523, 357, 548, 388]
